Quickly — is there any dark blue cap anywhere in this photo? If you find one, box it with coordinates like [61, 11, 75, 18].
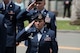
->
[33, 13, 45, 21]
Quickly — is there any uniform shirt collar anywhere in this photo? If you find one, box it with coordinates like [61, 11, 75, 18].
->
[36, 27, 44, 34]
[36, 8, 46, 14]
[41, 8, 45, 14]
[40, 27, 44, 33]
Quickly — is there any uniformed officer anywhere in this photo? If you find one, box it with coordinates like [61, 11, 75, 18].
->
[17, 0, 57, 37]
[0, 0, 21, 53]
[0, 0, 23, 32]
[16, 13, 58, 53]
[0, 14, 7, 53]
[16, 1, 57, 51]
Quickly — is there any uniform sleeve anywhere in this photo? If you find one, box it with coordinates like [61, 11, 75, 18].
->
[50, 13, 57, 38]
[16, 29, 30, 42]
[50, 31, 58, 53]
[16, 6, 25, 33]
[0, 14, 6, 49]
[16, 9, 30, 21]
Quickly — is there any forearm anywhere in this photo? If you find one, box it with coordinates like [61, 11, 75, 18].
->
[16, 29, 27, 42]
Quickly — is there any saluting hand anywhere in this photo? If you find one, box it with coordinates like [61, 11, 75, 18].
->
[27, 1, 36, 11]
[25, 20, 35, 31]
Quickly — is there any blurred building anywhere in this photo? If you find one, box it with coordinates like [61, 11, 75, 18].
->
[70, 0, 80, 25]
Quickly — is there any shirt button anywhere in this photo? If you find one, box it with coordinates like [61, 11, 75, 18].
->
[36, 52, 38, 53]
[37, 43, 39, 46]
[37, 47, 39, 50]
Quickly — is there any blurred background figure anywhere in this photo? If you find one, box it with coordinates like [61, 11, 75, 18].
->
[63, 0, 72, 18]
[0, 0, 21, 53]
[15, 0, 25, 10]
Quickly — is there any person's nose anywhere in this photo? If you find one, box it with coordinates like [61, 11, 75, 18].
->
[36, 22, 40, 25]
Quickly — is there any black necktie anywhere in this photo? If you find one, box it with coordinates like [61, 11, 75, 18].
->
[38, 11, 41, 13]
[36, 29, 42, 34]
[5, 4, 6, 10]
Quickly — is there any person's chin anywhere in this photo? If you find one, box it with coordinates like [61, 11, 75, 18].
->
[36, 27, 40, 29]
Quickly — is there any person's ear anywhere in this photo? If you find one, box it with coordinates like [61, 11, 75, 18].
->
[43, 0, 46, 5]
